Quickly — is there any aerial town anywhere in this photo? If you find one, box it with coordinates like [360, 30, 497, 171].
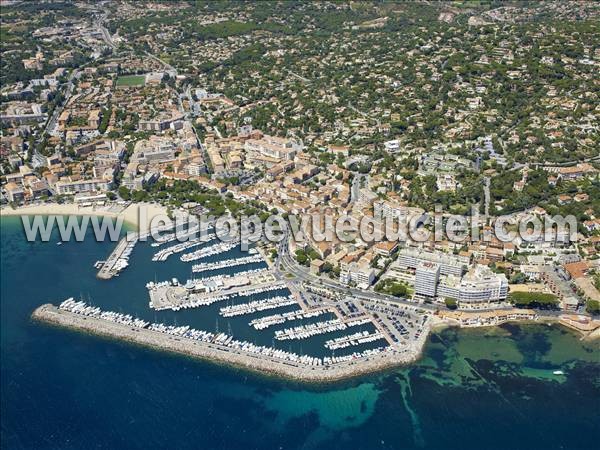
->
[1, 1, 600, 381]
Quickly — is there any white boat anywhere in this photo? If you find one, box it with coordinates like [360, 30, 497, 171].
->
[553, 370, 564, 375]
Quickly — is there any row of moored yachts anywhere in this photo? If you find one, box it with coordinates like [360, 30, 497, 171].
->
[275, 317, 372, 341]
[150, 225, 208, 247]
[219, 295, 297, 318]
[250, 309, 329, 330]
[152, 234, 215, 261]
[60, 298, 149, 328]
[191, 252, 263, 273]
[324, 331, 385, 350]
[180, 240, 240, 262]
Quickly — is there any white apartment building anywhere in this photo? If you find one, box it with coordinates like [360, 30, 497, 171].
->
[415, 262, 440, 298]
[396, 248, 469, 277]
[374, 200, 425, 222]
[55, 178, 111, 194]
[340, 262, 376, 289]
[244, 135, 302, 162]
[383, 140, 400, 153]
[437, 265, 508, 305]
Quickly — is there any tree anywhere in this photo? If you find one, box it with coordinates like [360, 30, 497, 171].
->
[510, 292, 559, 309]
[445, 298, 458, 310]
[118, 186, 131, 201]
[374, 279, 408, 297]
[295, 249, 308, 266]
[585, 300, 600, 315]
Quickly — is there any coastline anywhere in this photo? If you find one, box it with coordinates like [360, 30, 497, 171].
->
[0, 201, 171, 232]
[31, 304, 599, 383]
[437, 315, 600, 340]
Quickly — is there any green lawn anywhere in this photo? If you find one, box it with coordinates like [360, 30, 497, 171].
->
[116, 75, 146, 87]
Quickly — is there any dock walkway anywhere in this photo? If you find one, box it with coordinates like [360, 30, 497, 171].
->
[97, 234, 137, 279]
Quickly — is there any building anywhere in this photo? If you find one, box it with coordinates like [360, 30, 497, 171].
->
[94, 140, 125, 168]
[544, 163, 597, 182]
[520, 264, 542, 280]
[436, 174, 459, 192]
[328, 145, 350, 157]
[374, 200, 424, 222]
[133, 137, 176, 164]
[396, 248, 469, 277]
[415, 262, 440, 298]
[0, 102, 46, 125]
[186, 158, 206, 176]
[4, 182, 25, 203]
[138, 113, 184, 132]
[437, 265, 508, 305]
[88, 110, 101, 129]
[383, 140, 401, 153]
[54, 178, 111, 194]
[374, 240, 399, 257]
[357, 188, 378, 207]
[244, 134, 303, 168]
[310, 259, 325, 275]
[340, 261, 375, 288]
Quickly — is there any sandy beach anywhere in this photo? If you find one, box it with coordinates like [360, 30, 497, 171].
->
[0, 201, 171, 231]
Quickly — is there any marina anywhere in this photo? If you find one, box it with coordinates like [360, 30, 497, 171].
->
[249, 309, 329, 330]
[219, 295, 297, 318]
[191, 252, 264, 273]
[32, 301, 411, 382]
[325, 331, 386, 350]
[180, 239, 240, 262]
[151, 233, 216, 261]
[34, 216, 434, 380]
[274, 317, 373, 341]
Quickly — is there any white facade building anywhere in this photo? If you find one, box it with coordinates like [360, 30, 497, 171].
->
[340, 262, 376, 289]
[437, 265, 508, 305]
[415, 262, 440, 298]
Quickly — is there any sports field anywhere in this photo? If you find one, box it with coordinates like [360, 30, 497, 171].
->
[116, 75, 146, 87]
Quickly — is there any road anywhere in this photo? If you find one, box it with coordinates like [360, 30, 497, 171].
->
[285, 69, 310, 83]
[31, 65, 83, 168]
[143, 51, 177, 77]
[483, 176, 490, 218]
[350, 173, 368, 204]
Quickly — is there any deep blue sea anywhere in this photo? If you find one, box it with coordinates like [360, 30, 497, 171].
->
[1, 215, 599, 450]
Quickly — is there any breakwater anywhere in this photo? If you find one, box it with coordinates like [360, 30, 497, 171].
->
[32, 302, 425, 382]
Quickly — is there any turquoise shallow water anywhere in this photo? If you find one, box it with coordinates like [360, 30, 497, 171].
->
[1, 215, 599, 450]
